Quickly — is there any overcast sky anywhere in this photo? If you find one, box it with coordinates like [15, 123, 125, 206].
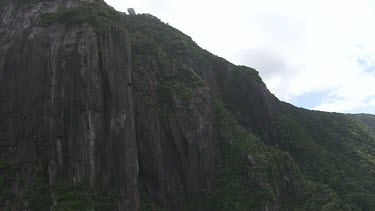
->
[106, 0, 375, 114]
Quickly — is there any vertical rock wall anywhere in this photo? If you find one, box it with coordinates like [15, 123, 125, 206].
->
[0, 3, 138, 210]
[132, 57, 215, 210]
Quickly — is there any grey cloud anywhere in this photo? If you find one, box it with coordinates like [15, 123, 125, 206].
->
[237, 49, 292, 78]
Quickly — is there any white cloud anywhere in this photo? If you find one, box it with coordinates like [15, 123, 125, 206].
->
[313, 71, 375, 113]
[370, 99, 375, 106]
[314, 99, 367, 113]
[105, 0, 375, 114]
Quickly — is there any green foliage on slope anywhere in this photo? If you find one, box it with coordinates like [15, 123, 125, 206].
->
[0, 160, 19, 205]
[26, 169, 119, 210]
[233, 65, 265, 85]
[0, 0, 40, 7]
[278, 103, 375, 210]
[140, 188, 166, 211]
[126, 14, 214, 67]
[28, 170, 52, 210]
[125, 14, 212, 120]
[52, 180, 119, 210]
[125, 14, 263, 82]
[158, 62, 205, 106]
[187, 98, 303, 210]
[40, 2, 124, 29]
[350, 113, 375, 134]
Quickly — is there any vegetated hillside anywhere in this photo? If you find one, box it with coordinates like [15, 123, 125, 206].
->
[350, 113, 375, 134]
[0, 0, 375, 210]
[279, 104, 375, 209]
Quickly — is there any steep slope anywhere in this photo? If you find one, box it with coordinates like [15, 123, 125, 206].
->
[1, 1, 375, 211]
[350, 113, 375, 134]
[279, 104, 375, 209]
[0, 1, 138, 210]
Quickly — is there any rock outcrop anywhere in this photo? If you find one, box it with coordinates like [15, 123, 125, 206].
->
[209, 63, 280, 145]
[0, 1, 138, 210]
[132, 54, 215, 210]
[127, 8, 136, 15]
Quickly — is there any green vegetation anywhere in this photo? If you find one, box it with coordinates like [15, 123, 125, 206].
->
[27, 175, 120, 210]
[350, 113, 375, 134]
[187, 98, 303, 210]
[158, 62, 205, 118]
[126, 14, 224, 72]
[52, 179, 119, 210]
[0, 159, 8, 168]
[0, 159, 17, 203]
[0, 0, 40, 7]
[140, 188, 165, 211]
[278, 103, 375, 209]
[126, 14, 262, 82]
[126, 14, 263, 124]
[126, 14, 208, 119]
[233, 65, 264, 85]
[40, 2, 124, 29]
[28, 170, 52, 210]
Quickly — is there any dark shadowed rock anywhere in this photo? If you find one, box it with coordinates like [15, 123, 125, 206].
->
[208, 63, 280, 145]
[0, 1, 138, 210]
[132, 55, 215, 210]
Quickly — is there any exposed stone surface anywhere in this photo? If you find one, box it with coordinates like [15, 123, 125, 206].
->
[132, 55, 215, 210]
[0, 1, 138, 210]
[127, 8, 136, 15]
[208, 63, 280, 145]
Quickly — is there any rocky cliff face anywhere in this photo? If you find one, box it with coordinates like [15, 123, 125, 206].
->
[208, 63, 280, 144]
[0, 1, 302, 210]
[0, 1, 138, 210]
[132, 59, 216, 210]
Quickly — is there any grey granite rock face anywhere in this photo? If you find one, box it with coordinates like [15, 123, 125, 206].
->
[0, 2, 138, 210]
[127, 8, 136, 15]
[132, 56, 215, 210]
[207, 62, 280, 145]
